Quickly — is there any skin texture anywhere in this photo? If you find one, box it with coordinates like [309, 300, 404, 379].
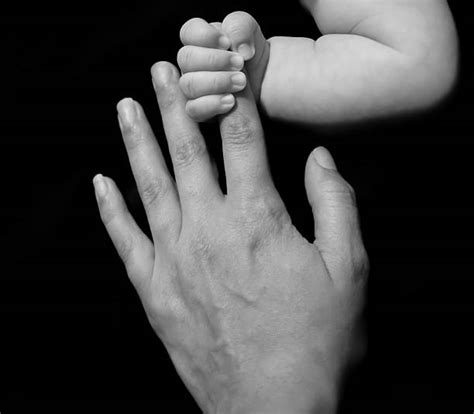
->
[177, 0, 458, 124]
[94, 61, 368, 414]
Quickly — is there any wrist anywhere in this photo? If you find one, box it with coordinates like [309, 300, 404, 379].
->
[213, 351, 339, 414]
[222, 380, 338, 414]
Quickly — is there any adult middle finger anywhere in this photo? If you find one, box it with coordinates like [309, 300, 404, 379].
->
[151, 61, 222, 214]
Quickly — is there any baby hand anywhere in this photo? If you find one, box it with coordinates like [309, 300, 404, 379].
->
[178, 13, 270, 122]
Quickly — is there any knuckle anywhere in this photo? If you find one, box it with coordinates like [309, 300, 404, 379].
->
[146, 290, 186, 341]
[235, 192, 290, 236]
[141, 174, 171, 208]
[121, 122, 142, 151]
[99, 205, 137, 268]
[181, 74, 198, 98]
[231, 196, 291, 258]
[206, 51, 217, 67]
[159, 86, 180, 110]
[222, 112, 256, 150]
[190, 232, 213, 259]
[173, 136, 206, 168]
[187, 231, 217, 270]
[321, 175, 357, 207]
[116, 236, 135, 266]
[211, 74, 221, 91]
[254, 198, 290, 234]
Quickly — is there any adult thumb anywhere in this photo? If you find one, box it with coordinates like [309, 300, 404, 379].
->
[304, 147, 368, 282]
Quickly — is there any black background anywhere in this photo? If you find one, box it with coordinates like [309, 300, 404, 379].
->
[2, 0, 473, 412]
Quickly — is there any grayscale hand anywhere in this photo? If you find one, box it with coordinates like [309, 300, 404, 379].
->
[94, 61, 368, 414]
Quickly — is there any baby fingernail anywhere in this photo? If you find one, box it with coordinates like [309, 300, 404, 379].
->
[219, 36, 231, 49]
[93, 174, 108, 198]
[231, 72, 246, 88]
[237, 43, 254, 60]
[230, 54, 244, 70]
[221, 94, 235, 107]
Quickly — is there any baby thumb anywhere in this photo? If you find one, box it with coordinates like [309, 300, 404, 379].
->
[304, 147, 367, 279]
[222, 11, 265, 61]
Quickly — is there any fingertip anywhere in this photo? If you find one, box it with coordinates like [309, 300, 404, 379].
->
[222, 10, 258, 58]
[185, 94, 235, 122]
[100, 174, 115, 187]
[231, 72, 247, 90]
[181, 17, 224, 49]
[116, 97, 133, 112]
[220, 94, 235, 109]
[180, 17, 208, 42]
[222, 10, 255, 30]
[93, 172, 104, 183]
[312, 146, 337, 171]
[218, 35, 231, 50]
[93, 173, 108, 199]
[237, 43, 255, 60]
[116, 98, 137, 126]
[230, 53, 244, 70]
[151, 61, 179, 87]
[185, 101, 208, 122]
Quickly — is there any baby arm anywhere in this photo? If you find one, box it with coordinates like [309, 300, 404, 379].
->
[178, 1, 458, 125]
[260, 0, 458, 124]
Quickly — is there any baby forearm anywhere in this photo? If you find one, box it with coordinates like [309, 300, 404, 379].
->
[260, 36, 406, 124]
[260, 2, 458, 125]
[261, 33, 454, 125]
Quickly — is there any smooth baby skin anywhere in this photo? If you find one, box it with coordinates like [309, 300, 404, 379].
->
[178, 0, 458, 124]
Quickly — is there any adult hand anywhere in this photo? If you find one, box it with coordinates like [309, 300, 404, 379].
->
[94, 61, 368, 414]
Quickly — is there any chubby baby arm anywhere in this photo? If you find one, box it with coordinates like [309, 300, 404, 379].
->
[260, 0, 459, 124]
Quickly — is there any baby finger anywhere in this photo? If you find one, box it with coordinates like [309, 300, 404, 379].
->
[185, 94, 236, 122]
[179, 71, 247, 99]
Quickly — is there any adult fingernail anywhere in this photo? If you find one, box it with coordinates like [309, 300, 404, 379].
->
[313, 147, 337, 170]
[221, 94, 235, 108]
[93, 174, 108, 198]
[219, 35, 231, 49]
[231, 72, 246, 88]
[237, 43, 254, 60]
[230, 53, 244, 70]
[117, 98, 136, 126]
[151, 61, 176, 86]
